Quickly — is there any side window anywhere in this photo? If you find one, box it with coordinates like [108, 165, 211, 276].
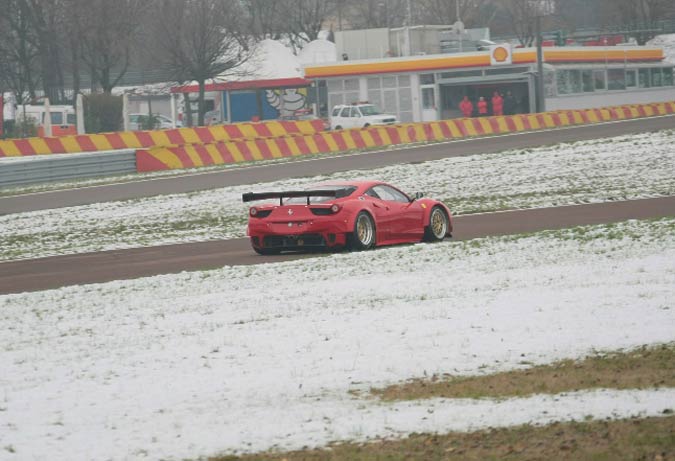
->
[352, 107, 362, 117]
[67, 113, 76, 125]
[365, 188, 381, 199]
[373, 185, 409, 203]
[332, 107, 341, 117]
[340, 107, 351, 117]
[50, 112, 64, 125]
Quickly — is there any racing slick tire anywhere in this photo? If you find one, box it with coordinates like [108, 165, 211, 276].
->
[348, 211, 376, 251]
[423, 206, 449, 242]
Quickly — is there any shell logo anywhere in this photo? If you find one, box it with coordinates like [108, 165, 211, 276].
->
[492, 46, 509, 62]
[490, 44, 512, 66]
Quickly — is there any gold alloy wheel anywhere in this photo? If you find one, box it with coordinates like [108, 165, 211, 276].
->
[356, 214, 374, 246]
[431, 208, 447, 238]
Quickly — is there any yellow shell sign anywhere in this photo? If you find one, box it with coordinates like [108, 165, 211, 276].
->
[490, 44, 513, 66]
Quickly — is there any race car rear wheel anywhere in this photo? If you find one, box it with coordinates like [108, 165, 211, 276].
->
[424, 206, 449, 242]
[349, 211, 375, 251]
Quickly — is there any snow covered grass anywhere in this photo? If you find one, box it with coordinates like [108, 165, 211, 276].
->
[1, 218, 674, 460]
[2, 129, 674, 262]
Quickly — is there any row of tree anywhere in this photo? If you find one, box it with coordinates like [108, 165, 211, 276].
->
[1, 0, 674, 125]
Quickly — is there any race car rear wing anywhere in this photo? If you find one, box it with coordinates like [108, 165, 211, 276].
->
[242, 188, 352, 205]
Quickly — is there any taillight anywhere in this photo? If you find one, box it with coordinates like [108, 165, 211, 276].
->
[310, 205, 341, 216]
[250, 208, 272, 218]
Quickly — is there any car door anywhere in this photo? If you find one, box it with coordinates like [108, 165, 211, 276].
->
[351, 107, 364, 128]
[372, 185, 424, 240]
[363, 187, 397, 242]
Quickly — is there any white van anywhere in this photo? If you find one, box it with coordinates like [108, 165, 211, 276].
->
[19, 105, 77, 136]
[330, 103, 397, 130]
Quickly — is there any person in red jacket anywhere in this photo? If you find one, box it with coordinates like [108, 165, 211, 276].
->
[459, 96, 473, 118]
[477, 96, 488, 116]
[491, 91, 504, 116]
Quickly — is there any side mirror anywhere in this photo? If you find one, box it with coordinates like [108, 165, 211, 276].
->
[413, 192, 424, 201]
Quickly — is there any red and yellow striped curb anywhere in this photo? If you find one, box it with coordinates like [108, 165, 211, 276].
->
[0, 119, 326, 157]
[136, 101, 675, 172]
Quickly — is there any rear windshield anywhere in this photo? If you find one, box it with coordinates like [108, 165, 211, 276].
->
[285, 185, 357, 204]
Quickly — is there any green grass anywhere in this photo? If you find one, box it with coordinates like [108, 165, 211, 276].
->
[207, 415, 675, 461]
[368, 344, 675, 402]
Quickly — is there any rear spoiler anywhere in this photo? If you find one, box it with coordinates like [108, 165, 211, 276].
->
[242, 188, 351, 205]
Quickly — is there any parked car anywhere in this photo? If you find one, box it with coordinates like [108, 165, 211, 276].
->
[330, 103, 397, 130]
[242, 180, 452, 255]
[128, 113, 181, 131]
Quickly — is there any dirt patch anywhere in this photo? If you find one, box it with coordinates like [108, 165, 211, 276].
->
[209, 415, 675, 461]
[369, 343, 675, 401]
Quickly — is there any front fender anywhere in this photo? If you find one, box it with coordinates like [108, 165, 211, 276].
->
[421, 200, 453, 235]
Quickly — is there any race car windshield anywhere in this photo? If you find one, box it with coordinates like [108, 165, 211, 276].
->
[285, 186, 357, 204]
[359, 105, 381, 116]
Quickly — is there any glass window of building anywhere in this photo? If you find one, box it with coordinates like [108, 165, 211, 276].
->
[420, 74, 435, 84]
[422, 88, 435, 109]
[327, 80, 343, 92]
[625, 70, 637, 88]
[344, 79, 359, 91]
[638, 68, 651, 88]
[367, 77, 381, 90]
[664, 68, 674, 86]
[593, 70, 606, 90]
[440, 70, 482, 79]
[582, 70, 594, 92]
[556, 70, 579, 94]
[651, 68, 663, 87]
[382, 76, 397, 88]
[607, 69, 626, 90]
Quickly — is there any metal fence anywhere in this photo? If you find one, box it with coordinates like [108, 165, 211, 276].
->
[0, 150, 137, 187]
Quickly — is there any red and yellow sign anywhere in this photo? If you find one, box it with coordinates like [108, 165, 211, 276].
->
[490, 44, 513, 66]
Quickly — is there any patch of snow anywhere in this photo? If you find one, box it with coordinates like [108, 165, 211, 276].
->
[648, 33, 675, 64]
[1, 218, 674, 459]
[298, 39, 337, 65]
[1, 130, 674, 261]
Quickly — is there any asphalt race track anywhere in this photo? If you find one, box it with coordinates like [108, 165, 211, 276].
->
[1, 115, 674, 215]
[2, 196, 674, 295]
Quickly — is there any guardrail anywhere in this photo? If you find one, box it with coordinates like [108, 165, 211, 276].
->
[0, 149, 136, 187]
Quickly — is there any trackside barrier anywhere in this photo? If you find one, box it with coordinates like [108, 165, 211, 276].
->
[136, 101, 675, 172]
[0, 119, 326, 157]
[0, 149, 136, 187]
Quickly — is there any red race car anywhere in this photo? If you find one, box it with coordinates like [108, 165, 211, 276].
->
[242, 180, 452, 255]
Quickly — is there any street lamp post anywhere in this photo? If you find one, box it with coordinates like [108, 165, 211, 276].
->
[530, 0, 553, 113]
[536, 14, 545, 113]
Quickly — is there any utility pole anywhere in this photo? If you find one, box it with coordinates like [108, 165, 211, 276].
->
[536, 14, 546, 113]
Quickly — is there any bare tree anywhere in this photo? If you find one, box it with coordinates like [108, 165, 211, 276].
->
[417, 0, 491, 27]
[344, 0, 409, 29]
[22, 0, 68, 102]
[78, 0, 147, 93]
[285, 0, 337, 49]
[243, 0, 286, 39]
[501, 0, 538, 46]
[158, 0, 250, 126]
[606, 0, 673, 44]
[0, 0, 42, 103]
